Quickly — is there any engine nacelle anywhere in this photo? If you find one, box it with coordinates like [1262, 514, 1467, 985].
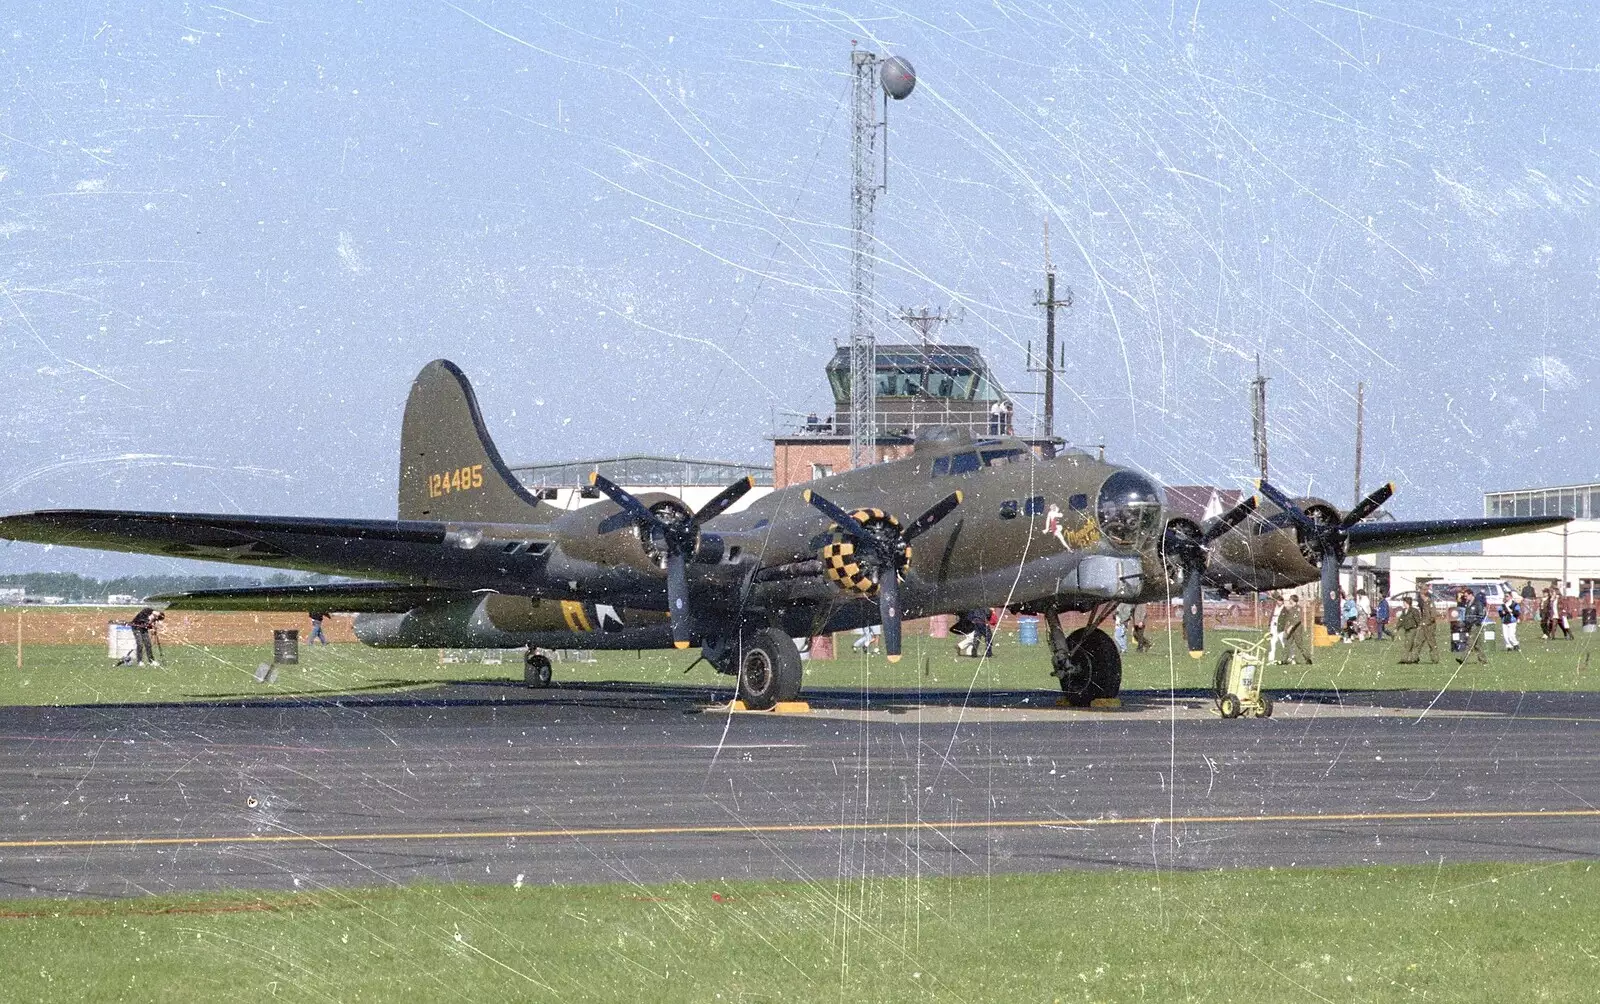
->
[817, 508, 901, 595]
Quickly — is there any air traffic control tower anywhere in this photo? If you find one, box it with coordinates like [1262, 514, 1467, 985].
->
[771, 343, 1056, 488]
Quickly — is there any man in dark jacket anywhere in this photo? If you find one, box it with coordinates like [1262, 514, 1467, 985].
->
[129, 607, 163, 667]
[1458, 590, 1489, 665]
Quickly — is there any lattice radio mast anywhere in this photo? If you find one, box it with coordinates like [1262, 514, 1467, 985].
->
[848, 45, 916, 469]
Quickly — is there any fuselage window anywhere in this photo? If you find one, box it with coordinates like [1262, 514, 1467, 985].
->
[932, 456, 950, 477]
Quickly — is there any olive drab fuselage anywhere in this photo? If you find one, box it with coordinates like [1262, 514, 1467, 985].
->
[537, 432, 1160, 640]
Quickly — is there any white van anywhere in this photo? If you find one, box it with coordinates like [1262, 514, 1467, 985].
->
[1420, 579, 1517, 611]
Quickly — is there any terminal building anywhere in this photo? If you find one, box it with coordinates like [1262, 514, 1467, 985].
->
[1388, 480, 1600, 602]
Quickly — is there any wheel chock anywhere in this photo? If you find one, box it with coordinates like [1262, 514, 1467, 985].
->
[1054, 697, 1123, 710]
[716, 700, 812, 714]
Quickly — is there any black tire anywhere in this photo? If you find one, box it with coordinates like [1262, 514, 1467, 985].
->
[736, 628, 804, 710]
[524, 651, 553, 689]
[1258, 694, 1274, 719]
[1220, 693, 1242, 719]
[1058, 627, 1122, 706]
[1213, 650, 1233, 702]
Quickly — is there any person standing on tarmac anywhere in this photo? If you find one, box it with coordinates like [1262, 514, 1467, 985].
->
[1415, 584, 1441, 664]
[129, 607, 163, 667]
[308, 610, 329, 645]
[1266, 592, 1288, 664]
[1281, 593, 1314, 665]
[1375, 594, 1391, 640]
[1395, 596, 1420, 663]
[1499, 592, 1522, 652]
[1458, 589, 1489, 665]
[1131, 603, 1151, 653]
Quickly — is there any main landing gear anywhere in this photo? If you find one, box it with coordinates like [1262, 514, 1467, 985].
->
[1044, 605, 1122, 707]
[524, 647, 553, 688]
[704, 627, 804, 711]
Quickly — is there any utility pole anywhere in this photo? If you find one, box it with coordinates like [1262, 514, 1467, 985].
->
[1250, 354, 1269, 483]
[1032, 219, 1071, 458]
[1350, 380, 1365, 597]
[896, 305, 954, 346]
[847, 45, 916, 470]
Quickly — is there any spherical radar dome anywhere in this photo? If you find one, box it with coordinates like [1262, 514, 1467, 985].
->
[880, 56, 916, 100]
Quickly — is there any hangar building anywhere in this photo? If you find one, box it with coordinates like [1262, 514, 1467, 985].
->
[1388, 480, 1600, 601]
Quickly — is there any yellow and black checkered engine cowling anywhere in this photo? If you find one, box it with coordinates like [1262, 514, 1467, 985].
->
[819, 509, 903, 595]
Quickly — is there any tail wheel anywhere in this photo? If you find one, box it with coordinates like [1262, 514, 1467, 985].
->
[1058, 627, 1122, 707]
[524, 650, 553, 688]
[736, 627, 804, 710]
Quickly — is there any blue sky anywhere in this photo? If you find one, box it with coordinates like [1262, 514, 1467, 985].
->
[2, 1, 1596, 575]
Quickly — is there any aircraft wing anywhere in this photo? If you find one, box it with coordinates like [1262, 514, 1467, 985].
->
[1344, 515, 1569, 555]
[0, 509, 544, 586]
[149, 581, 459, 612]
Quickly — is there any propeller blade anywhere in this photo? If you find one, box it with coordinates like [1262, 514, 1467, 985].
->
[802, 489, 888, 556]
[1320, 549, 1342, 634]
[1181, 565, 1205, 658]
[878, 566, 903, 663]
[1199, 495, 1258, 546]
[665, 550, 692, 649]
[692, 476, 755, 526]
[1255, 479, 1316, 532]
[589, 472, 659, 527]
[901, 491, 963, 544]
[1341, 482, 1395, 529]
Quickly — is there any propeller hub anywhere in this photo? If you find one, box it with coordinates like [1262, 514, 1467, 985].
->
[819, 509, 902, 594]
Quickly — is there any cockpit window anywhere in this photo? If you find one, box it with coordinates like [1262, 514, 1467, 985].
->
[1096, 471, 1162, 548]
[980, 448, 1028, 467]
[933, 450, 1007, 477]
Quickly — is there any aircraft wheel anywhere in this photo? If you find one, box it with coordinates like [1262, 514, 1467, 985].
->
[736, 628, 803, 710]
[524, 650, 553, 689]
[1058, 627, 1121, 707]
[1219, 693, 1242, 719]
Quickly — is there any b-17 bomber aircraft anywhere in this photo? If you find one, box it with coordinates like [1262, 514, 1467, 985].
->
[0, 360, 1567, 707]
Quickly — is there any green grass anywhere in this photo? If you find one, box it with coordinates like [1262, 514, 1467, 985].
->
[3, 626, 1597, 706]
[0, 861, 1594, 1001]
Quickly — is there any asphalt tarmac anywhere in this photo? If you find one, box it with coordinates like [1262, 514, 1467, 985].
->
[2, 681, 1598, 899]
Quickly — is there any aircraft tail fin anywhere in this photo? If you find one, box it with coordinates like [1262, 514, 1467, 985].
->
[398, 360, 554, 524]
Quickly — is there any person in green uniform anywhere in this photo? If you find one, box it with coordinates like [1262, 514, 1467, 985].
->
[1415, 582, 1440, 664]
[1395, 595, 1420, 663]
[1282, 593, 1314, 665]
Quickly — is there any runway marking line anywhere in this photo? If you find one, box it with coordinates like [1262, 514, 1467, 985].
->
[4, 807, 1598, 851]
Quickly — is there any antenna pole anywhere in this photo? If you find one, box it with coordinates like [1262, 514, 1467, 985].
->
[1350, 380, 1364, 598]
[849, 46, 880, 470]
[1250, 354, 1269, 483]
[1032, 218, 1071, 458]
